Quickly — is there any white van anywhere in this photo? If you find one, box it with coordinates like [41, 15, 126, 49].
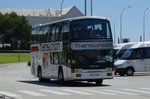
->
[114, 42, 150, 76]
[113, 42, 137, 61]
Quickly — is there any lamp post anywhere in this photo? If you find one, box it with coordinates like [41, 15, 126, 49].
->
[143, 8, 148, 41]
[84, 0, 87, 16]
[120, 6, 132, 43]
[113, 20, 116, 44]
[90, 0, 93, 16]
[109, 16, 116, 44]
[61, 0, 64, 16]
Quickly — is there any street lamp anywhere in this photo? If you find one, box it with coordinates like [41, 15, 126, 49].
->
[90, 0, 93, 16]
[109, 16, 116, 44]
[84, 0, 87, 16]
[61, 0, 64, 16]
[120, 6, 132, 43]
[143, 8, 148, 41]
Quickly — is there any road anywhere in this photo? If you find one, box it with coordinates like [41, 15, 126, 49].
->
[0, 63, 150, 99]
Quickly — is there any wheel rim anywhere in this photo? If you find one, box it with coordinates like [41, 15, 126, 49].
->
[127, 69, 133, 75]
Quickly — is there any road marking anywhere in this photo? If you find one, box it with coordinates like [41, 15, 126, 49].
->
[60, 89, 93, 95]
[39, 89, 70, 95]
[17, 90, 46, 96]
[0, 91, 22, 99]
[121, 88, 150, 94]
[103, 89, 139, 95]
[84, 89, 117, 95]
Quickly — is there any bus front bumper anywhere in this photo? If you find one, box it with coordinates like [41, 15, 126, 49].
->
[71, 70, 114, 81]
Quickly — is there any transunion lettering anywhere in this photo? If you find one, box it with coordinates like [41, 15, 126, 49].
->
[71, 42, 112, 50]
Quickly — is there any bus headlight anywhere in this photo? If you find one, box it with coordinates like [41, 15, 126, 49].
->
[106, 68, 112, 72]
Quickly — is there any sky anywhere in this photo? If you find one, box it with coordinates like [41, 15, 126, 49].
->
[0, 0, 150, 43]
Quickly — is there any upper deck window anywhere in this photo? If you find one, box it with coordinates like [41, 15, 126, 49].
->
[70, 19, 112, 40]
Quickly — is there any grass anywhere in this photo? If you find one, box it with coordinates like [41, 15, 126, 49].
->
[0, 53, 30, 64]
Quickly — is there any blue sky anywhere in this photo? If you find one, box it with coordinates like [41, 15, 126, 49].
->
[0, 0, 150, 43]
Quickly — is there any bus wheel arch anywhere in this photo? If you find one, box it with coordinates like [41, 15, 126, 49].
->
[58, 66, 64, 82]
[126, 66, 135, 76]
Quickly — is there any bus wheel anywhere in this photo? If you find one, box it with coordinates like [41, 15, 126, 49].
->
[126, 68, 134, 76]
[58, 69, 64, 83]
[95, 79, 103, 86]
[38, 67, 45, 82]
[119, 72, 125, 76]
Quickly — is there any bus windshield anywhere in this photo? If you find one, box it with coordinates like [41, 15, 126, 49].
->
[71, 49, 113, 69]
[70, 19, 112, 40]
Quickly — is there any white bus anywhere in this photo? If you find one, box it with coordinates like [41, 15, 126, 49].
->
[30, 16, 114, 85]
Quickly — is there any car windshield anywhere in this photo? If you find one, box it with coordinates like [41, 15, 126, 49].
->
[116, 49, 128, 58]
[121, 49, 134, 59]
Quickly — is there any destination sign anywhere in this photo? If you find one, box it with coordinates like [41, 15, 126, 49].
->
[71, 42, 112, 50]
[42, 41, 63, 52]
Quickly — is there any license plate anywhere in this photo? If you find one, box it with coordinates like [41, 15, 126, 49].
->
[90, 74, 99, 76]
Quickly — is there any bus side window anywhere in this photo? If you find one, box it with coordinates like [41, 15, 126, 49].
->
[55, 24, 59, 41]
[55, 23, 63, 41]
[37, 26, 44, 43]
[36, 27, 40, 43]
[62, 22, 69, 40]
[41, 26, 48, 43]
[47, 25, 51, 42]
[58, 23, 63, 41]
[31, 28, 37, 43]
[43, 26, 49, 43]
[51, 25, 56, 41]
[48, 25, 52, 42]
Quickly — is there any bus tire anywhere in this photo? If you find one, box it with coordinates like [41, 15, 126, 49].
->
[95, 79, 103, 86]
[119, 72, 125, 76]
[58, 68, 64, 83]
[38, 67, 45, 82]
[126, 67, 134, 76]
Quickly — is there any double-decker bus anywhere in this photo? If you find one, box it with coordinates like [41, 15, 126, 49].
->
[30, 16, 114, 85]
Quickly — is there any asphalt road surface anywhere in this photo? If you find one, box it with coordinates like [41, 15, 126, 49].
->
[0, 63, 150, 99]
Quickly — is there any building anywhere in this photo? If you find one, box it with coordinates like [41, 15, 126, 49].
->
[0, 6, 84, 26]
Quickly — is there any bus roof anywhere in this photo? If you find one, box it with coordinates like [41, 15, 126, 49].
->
[32, 16, 109, 28]
[130, 41, 150, 49]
